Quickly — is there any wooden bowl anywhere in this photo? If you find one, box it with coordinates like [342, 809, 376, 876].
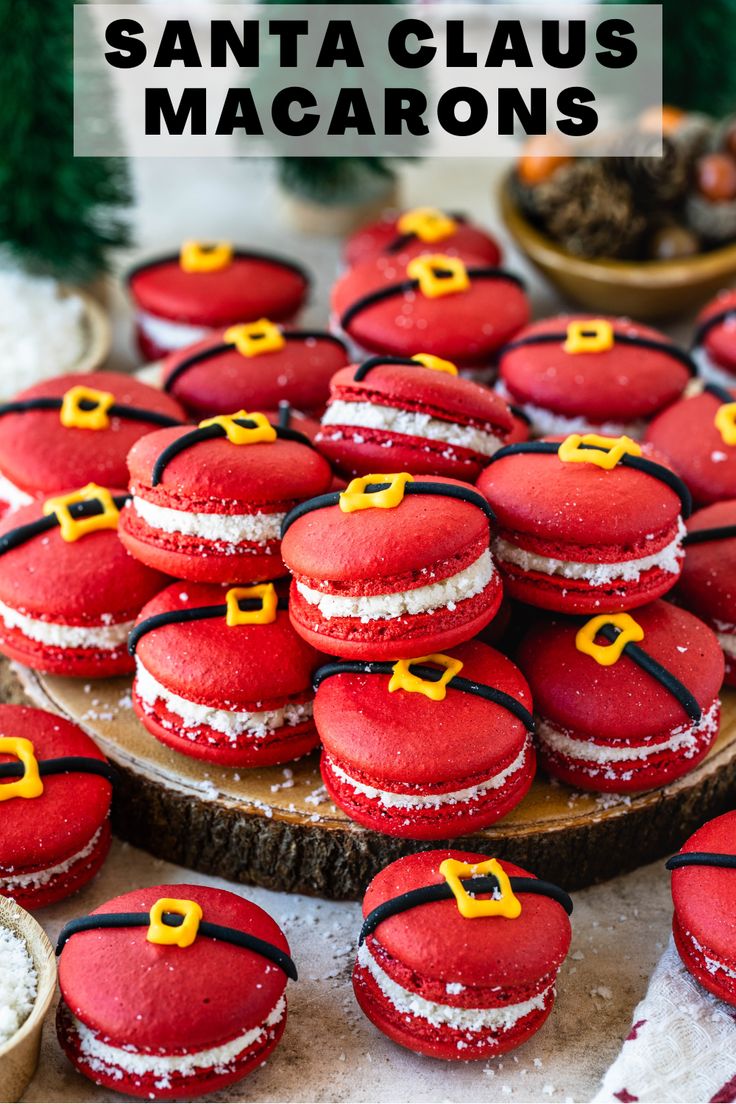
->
[63, 285, 111, 374]
[499, 172, 736, 320]
[0, 897, 57, 1103]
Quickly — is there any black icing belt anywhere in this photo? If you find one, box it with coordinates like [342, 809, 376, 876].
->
[359, 875, 573, 945]
[0, 397, 183, 429]
[692, 309, 736, 350]
[598, 623, 703, 723]
[151, 420, 314, 486]
[0, 756, 117, 786]
[683, 524, 736, 546]
[495, 331, 697, 376]
[280, 481, 496, 539]
[162, 330, 347, 393]
[0, 494, 130, 558]
[128, 596, 290, 654]
[485, 441, 693, 518]
[666, 851, 736, 872]
[55, 912, 298, 979]
[339, 267, 526, 332]
[384, 211, 467, 255]
[704, 382, 735, 406]
[313, 660, 535, 733]
[125, 248, 311, 289]
[353, 355, 431, 382]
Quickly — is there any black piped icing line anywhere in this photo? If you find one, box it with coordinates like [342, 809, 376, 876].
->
[150, 419, 314, 487]
[683, 524, 736, 546]
[0, 756, 117, 786]
[339, 266, 526, 331]
[162, 330, 347, 393]
[0, 494, 130, 558]
[313, 660, 535, 732]
[0, 397, 183, 429]
[384, 210, 467, 255]
[56, 912, 297, 979]
[705, 382, 736, 406]
[359, 874, 573, 944]
[125, 248, 311, 288]
[485, 441, 693, 518]
[280, 480, 496, 538]
[128, 596, 290, 654]
[353, 355, 432, 382]
[496, 331, 697, 376]
[692, 308, 736, 350]
[597, 622, 703, 723]
[666, 851, 736, 872]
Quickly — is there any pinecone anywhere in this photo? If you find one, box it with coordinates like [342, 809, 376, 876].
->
[610, 133, 692, 208]
[533, 161, 647, 259]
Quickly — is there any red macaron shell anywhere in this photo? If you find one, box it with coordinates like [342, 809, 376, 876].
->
[331, 253, 529, 367]
[696, 289, 736, 375]
[160, 328, 349, 419]
[0, 373, 185, 499]
[344, 213, 502, 268]
[498, 315, 691, 427]
[646, 388, 736, 506]
[677, 500, 736, 627]
[0, 705, 112, 908]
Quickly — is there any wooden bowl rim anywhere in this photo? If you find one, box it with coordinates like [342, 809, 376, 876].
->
[0, 895, 57, 1061]
[59, 284, 111, 374]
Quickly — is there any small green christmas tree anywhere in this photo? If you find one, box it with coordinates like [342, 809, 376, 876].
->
[0, 0, 131, 280]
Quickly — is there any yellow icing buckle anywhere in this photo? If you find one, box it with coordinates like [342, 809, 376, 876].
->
[406, 255, 470, 299]
[225, 583, 278, 627]
[147, 898, 203, 948]
[714, 401, 736, 446]
[179, 240, 233, 273]
[397, 207, 457, 244]
[558, 433, 642, 470]
[339, 472, 413, 513]
[563, 319, 615, 355]
[439, 857, 522, 920]
[411, 353, 458, 377]
[0, 737, 43, 802]
[59, 386, 115, 431]
[224, 319, 285, 358]
[43, 484, 120, 542]
[388, 654, 463, 702]
[199, 410, 277, 445]
[576, 612, 645, 666]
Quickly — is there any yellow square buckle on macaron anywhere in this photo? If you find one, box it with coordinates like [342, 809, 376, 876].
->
[339, 473, 413, 513]
[43, 484, 120, 542]
[223, 320, 285, 358]
[406, 255, 470, 299]
[59, 386, 115, 430]
[563, 319, 615, 354]
[397, 207, 457, 244]
[439, 857, 522, 920]
[179, 240, 233, 273]
[411, 353, 458, 376]
[225, 584, 278, 627]
[576, 612, 645, 666]
[558, 433, 642, 470]
[147, 898, 203, 948]
[715, 401, 736, 446]
[198, 410, 276, 446]
[0, 737, 43, 802]
[388, 654, 463, 701]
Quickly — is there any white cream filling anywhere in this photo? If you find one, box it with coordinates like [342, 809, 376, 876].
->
[692, 346, 736, 390]
[319, 400, 503, 458]
[0, 600, 133, 650]
[717, 631, 736, 659]
[133, 495, 284, 547]
[494, 381, 645, 438]
[0, 471, 34, 512]
[136, 309, 211, 350]
[72, 994, 285, 1085]
[135, 658, 313, 740]
[0, 826, 104, 890]
[296, 548, 494, 623]
[495, 519, 686, 587]
[357, 943, 552, 1034]
[326, 739, 530, 810]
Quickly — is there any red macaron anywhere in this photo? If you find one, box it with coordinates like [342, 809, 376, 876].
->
[119, 412, 333, 584]
[497, 315, 694, 438]
[516, 601, 724, 793]
[0, 704, 113, 909]
[668, 811, 736, 1006]
[0, 485, 168, 677]
[130, 581, 323, 767]
[692, 289, 736, 387]
[160, 322, 349, 419]
[331, 252, 529, 371]
[476, 434, 692, 613]
[280, 474, 502, 660]
[56, 883, 295, 1099]
[127, 242, 311, 361]
[676, 499, 736, 686]
[316, 354, 514, 480]
[314, 641, 535, 838]
[646, 384, 736, 506]
[354, 850, 572, 1060]
[0, 372, 184, 516]
[344, 206, 502, 268]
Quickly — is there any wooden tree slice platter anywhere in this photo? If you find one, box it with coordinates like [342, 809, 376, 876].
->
[16, 665, 736, 900]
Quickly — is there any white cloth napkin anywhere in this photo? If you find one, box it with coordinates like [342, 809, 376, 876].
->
[594, 937, 736, 1103]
